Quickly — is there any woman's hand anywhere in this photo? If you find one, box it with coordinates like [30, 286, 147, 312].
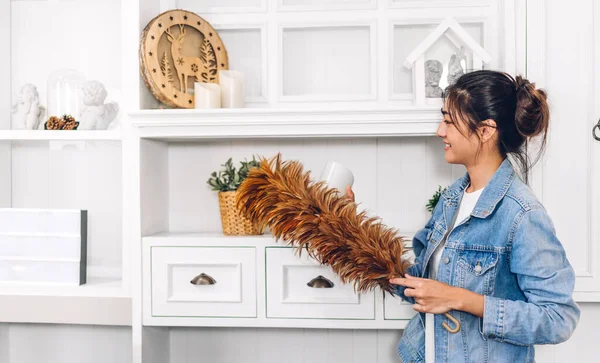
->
[390, 274, 458, 314]
[390, 274, 484, 317]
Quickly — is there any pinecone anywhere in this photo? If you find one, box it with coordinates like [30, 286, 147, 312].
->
[62, 114, 75, 123]
[62, 114, 78, 130]
[45, 116, 64, 130]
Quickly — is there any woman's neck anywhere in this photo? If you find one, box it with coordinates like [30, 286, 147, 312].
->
[465, 154, 504, 192]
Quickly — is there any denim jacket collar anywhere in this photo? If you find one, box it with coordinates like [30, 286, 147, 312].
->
[443, 158, 516, 219]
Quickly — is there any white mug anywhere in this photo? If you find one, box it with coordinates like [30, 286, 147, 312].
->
[319, 161, 354, 197]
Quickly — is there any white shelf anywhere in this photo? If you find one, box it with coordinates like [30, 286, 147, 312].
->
[0, 130, 123, 141]
[0, 277, 127, 298]
[0, 277, 131, 326]
[129, 107, 441, 139]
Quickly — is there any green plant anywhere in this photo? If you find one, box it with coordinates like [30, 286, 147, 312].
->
[207, 156, 261, 192]
[426, 185, 447, 213]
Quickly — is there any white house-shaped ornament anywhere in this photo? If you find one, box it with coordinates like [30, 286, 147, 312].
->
[404, 17, 492, 106]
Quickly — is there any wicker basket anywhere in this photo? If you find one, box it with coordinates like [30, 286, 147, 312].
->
[218, 191, 264, 235]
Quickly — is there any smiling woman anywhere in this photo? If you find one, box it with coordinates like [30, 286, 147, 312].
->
[391, 70, 580, 363]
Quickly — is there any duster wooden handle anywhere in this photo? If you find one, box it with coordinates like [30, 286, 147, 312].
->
[442, 312, 461, 333]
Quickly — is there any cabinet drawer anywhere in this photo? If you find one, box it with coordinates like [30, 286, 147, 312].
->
[265, 247, 375, 319]
[151, 247, 256, 318]
[384, 293, 417, 320]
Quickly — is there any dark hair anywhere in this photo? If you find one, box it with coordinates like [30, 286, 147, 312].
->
[444, 70, 550, 184]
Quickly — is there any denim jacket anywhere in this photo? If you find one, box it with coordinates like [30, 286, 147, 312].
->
[394, 159, 580, 363]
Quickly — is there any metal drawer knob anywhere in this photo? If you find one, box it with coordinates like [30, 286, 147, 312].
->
[593, 119, 600, 141]
[190, 273, 217, 285]
[307, 275, 334, 288]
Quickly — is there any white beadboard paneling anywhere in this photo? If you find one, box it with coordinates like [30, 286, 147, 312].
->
[381, 138, 428, 233]
[377, 329, 404, 363]
[11, 0, 122, 120]
[345, 330, 375, 362]
[7, 324, 131, 363]
[0, 142, 10, 208]
[163, 137, 457, 236]
[392, 22, 483, 95]
[140, 139, 169, 236]
[424, 136, 454, 196]
[0, 324, 8, 363]
[168, 140, 226, 233]
[326, 138, 378, 215]
[301, 329, 330, 362]
[1, 0, 10, 130]
[142, 327, 170, 363]
[9, 141, 122, 280]
[215, 27, 266, 102]
[169, 327, 403, 363]
[376, 137, 455, 236]
[281, 25, 373, 99]
[164, 308, 600, 363]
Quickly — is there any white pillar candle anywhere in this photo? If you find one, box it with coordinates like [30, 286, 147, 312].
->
[219, 70, 244, 108]
[194, 82, 221, 109]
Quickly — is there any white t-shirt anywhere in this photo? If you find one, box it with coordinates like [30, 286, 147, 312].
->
[429, 185, 484, 280]
[425, 185, 484, 363]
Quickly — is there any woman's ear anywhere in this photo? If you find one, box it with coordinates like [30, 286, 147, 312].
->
[478, 119, 498, 143]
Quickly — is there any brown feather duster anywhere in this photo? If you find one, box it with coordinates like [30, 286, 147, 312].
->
[235, 153, 412, 294]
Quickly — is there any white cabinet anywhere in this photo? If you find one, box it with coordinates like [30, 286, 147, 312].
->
[527, 0, 600, 300]
[384, 294, 416, 320]
[142, 233, 416, 328]
[265, 247, 375, 320]
[151, 246, 257, 318]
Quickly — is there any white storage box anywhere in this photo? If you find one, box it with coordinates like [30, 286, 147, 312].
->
[0, 208, 87, 285]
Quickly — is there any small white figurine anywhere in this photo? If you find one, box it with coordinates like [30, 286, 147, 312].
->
[78, 80, 119, 130]
[11, 83, 46, 130]
[447, 46, 467, 87]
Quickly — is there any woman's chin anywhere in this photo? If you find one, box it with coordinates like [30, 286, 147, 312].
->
[444, 152, 461, 164]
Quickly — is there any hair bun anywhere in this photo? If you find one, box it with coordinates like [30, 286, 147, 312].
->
[514, 76, 549, 138]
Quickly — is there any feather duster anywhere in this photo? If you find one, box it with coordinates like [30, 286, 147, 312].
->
[235, 153, 411, 294]
[235, 153, 462, 334]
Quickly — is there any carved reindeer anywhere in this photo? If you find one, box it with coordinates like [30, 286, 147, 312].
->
[165, 24, 203, 94]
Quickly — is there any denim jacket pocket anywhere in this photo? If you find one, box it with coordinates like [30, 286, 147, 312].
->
[456, 249, 499, 295]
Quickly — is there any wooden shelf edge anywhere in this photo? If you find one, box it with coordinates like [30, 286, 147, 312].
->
[0, 295, 132, 326]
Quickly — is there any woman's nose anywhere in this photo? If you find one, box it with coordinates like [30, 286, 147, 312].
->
[436, 121, 446, 138]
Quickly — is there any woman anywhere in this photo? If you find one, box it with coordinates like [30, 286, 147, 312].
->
[349, 70, 580, 362]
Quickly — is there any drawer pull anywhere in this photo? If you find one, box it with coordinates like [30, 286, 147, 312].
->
[190, 273, 217, 285]
[307, 275, 334, 288]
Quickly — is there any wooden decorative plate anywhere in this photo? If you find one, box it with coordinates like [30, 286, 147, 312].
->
[140, 10, 229, 108]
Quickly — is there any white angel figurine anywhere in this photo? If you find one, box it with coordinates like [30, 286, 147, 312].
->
[11, 84, 46, 130]
[78, 80, 119, 130]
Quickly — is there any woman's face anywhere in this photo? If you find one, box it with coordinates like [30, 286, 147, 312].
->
[436, 100, 482, 166]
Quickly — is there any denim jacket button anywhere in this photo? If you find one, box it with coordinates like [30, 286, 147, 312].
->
[443, 257, 450, 264]
[474, 264, 482, 273]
